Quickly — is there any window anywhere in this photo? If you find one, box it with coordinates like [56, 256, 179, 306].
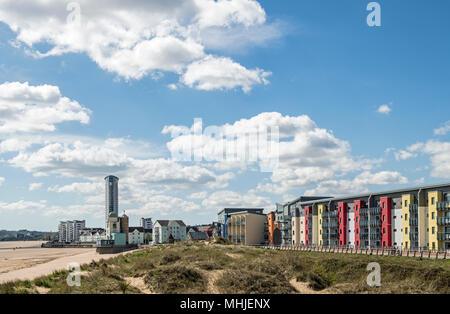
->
[431, 197, 435, 205]
[432, 227, 435, 235]
[404, 200, 408, 207]
[383, 228, 386, 234]
[383, 215, 385, 222]
[405, 214, 408, 221]
[432, 212, 435, 220]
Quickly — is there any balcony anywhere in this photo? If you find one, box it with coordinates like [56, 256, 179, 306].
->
[370, 220, 382, 227]
[438, 233, 450, 241]
[409, 233, 419, 241]
[409, 219, 418, 226]
[370, 233, 381, 240]
[409, 204, 418, 212]
[359, 221, 369, 227]
[369, 207, 381, 215]
[437, 202, 450, 211]
[437, 217, 450, 226]
[360, 208, 369, 216]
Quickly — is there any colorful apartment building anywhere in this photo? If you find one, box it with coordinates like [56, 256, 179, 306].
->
[286, 183, 450, 251]
[227, 211, 267, 246]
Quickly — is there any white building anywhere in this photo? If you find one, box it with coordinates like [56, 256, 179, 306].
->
[80, 230, 108, 243]
[140, 218, 153, 231]
[153, 220, 186, 244]
[128, 227, 145, 245]
[58, 220, 86, 243]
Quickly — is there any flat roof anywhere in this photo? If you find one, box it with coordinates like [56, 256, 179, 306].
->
[291, 182, 450, 206]
[228, 211, 267, 217]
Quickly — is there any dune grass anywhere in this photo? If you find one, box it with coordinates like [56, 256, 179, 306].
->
[0, 242, 449, 294]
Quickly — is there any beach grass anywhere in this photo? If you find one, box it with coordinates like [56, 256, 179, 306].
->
[0, 242, 449, 294]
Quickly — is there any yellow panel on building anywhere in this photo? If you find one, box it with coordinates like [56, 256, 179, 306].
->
[402, 194, 414, 250]
[428, 191, 442, 250]
[318, 204, 325, 247]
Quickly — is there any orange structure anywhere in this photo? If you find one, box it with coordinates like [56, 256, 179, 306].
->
[267, 212, 277, 245]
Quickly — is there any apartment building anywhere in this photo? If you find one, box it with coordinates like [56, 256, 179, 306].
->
[58, 220, 86, 243]
[128, 227, 145, 245]
[227, 211, 267, 246]
[140, 218, 153, 231]
[217, 208, 264, 239]
[277, 196, 330, 245]
[286, 183, 450, 251]
[152, 220, 187, 244]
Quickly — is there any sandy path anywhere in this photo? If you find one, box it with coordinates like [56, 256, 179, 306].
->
[206, 270, 225, 294]
[289, 279, 325, 294]
[125, 277, 154, 294]
[0, 249, 138, 284]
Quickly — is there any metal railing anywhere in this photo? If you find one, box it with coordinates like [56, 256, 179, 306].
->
[438, 233, 450, 241]
[369, 207, 381, 215]
[258, 245, 449, 260]
[409, 219, 418, 226]
[437, 201, 450, 211]
[437, 218, 450, 226]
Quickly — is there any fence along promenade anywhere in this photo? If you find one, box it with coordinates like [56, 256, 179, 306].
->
[254, 245, 449, 260]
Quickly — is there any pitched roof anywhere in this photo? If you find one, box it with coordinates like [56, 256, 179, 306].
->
[129, 227, 144, 233]
[187, 231, 209, 240]
[154, 220, 186, 227]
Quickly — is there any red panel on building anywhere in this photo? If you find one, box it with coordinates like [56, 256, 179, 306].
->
[380, 197, 392, 248]
[354, 200, 364, 248]
[338, 202, 347, 247]
[305, 206, 311, 246]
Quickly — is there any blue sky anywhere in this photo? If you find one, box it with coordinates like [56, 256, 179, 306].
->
[0, 0, 449, 231]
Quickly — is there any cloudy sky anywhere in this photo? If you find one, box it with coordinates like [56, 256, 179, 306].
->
[0, 0, 449, 231]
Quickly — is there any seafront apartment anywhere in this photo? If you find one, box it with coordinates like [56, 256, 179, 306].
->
[288, 183, 450, 251]
[227, 211, 268, 246]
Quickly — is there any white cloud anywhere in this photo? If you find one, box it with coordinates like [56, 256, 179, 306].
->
[28, 182, 43, 191]
[394, 150, 417, 161]
[188, 191, 208, 199]
[48, 182, 103, 194]
[0, 200, 46, 214]
[201, 190, 272, 209]
[126, 194, 201, 216]
[377, 104, 392, 115]
[181, 56, 271, 93]
[304, 171, 408, 197]
[0, 82, 90, 134]
[434, 121, 450, 136]
[0, 0, 277, 92]
[164, 112, 380, 194]
[413, 140, 450, 178]
[0, 138, 33, 153]
[0, 177, 4, 186]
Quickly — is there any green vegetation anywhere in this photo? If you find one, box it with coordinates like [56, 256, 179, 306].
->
[0, 243, 449, 294]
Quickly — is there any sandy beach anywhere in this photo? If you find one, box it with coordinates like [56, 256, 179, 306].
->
[0, 241, 135, 283]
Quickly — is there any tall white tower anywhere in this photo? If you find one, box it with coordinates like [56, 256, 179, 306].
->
[105, 175, 119, 224]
